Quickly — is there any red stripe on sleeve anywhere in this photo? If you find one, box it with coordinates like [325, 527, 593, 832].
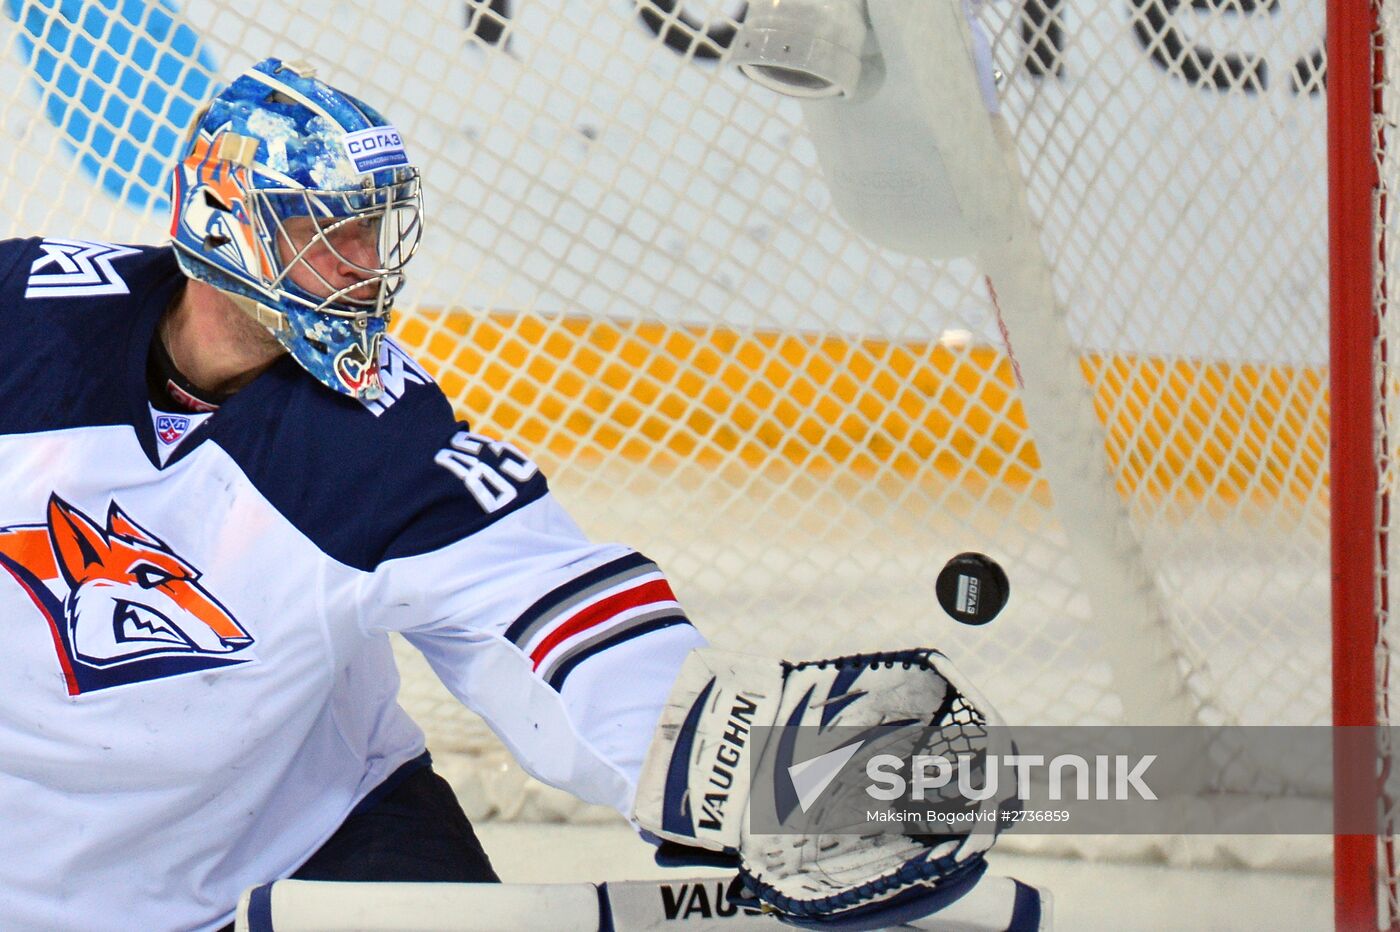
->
[529, 578, 678, 668]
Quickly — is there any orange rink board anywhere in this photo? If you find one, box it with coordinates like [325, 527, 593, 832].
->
[394, 310, 1328, 511]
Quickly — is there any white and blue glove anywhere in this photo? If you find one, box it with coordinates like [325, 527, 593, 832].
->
[632, 647, 1017, 930]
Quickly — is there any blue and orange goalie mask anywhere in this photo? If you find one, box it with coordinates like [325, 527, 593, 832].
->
[169, 57, 424, 400]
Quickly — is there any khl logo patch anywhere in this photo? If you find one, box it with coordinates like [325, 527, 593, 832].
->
[156, 414, 191, 445]
[24, 238, 140, 298]
[0, 495, 254, 694]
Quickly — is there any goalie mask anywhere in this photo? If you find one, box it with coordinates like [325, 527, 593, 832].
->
[169, 57, 423, 400]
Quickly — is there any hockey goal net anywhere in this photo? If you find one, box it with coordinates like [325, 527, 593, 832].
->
[0, 0, 1393, 925]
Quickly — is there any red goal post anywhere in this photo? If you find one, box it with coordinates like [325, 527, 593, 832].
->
[1330, 0, 1395, 921]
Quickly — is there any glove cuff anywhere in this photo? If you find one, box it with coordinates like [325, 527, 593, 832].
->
[632, 648, 785, 851]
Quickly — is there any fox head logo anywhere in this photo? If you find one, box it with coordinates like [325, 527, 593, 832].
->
[0, 495, 254, 695]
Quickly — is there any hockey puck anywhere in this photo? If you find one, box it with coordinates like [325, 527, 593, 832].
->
[936, 552, 1009, 625]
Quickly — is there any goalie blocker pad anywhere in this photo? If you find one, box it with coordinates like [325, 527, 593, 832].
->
[632, 647, 1014, 930]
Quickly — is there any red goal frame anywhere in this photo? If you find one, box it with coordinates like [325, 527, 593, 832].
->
[1330, 0, 1390, 922]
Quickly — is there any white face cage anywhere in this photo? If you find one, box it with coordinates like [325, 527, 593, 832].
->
[254, 172, 424, 320]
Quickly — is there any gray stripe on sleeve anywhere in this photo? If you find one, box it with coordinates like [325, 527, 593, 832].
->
[536, 605, 686, 681]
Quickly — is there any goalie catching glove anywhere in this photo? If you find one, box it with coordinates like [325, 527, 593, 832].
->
[632, 648, 1015, 930]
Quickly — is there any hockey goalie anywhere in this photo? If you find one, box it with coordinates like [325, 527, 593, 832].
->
[0, 1, 1044, 927]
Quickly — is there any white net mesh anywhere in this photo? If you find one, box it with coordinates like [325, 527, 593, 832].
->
[1377, 0, 1399, 912]
[0, 0, 1367, 870]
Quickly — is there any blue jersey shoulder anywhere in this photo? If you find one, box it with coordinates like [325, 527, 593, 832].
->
[0, 236, 37, 288]
[0, 237, 170, 305]
[0, 238, 184, 437]
[215, 339, 550, 572]
[0, 238, 549, 571]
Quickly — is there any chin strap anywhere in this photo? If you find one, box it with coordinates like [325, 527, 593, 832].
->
[230, 292, 289, 335]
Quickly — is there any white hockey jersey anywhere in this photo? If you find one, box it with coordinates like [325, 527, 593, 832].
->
[0, 238, 705, 931]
